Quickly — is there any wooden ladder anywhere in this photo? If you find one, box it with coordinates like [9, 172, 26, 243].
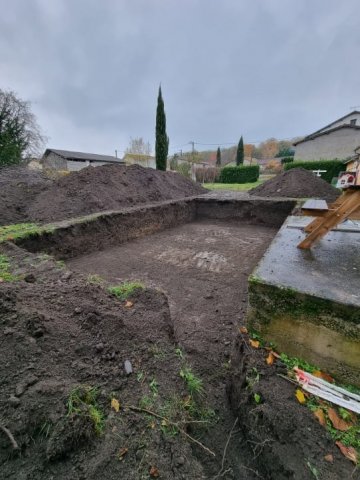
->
[297, 188, 360, 249]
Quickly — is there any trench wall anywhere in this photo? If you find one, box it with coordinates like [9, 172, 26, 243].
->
[14, 197, 296, 259]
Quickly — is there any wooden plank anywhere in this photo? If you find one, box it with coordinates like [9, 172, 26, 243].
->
[298, 190, 360, 249]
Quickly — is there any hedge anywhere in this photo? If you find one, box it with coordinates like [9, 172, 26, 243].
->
[219, 165, 260, 184]
[284, 159, 344, 183]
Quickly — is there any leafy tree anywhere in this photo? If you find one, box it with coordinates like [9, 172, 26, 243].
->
[155, 86, 169, 171]
[236, 136, 244, 166]
[169, 153, 179, 170]
[216, 147, 221, 166]
[0, 89, 45, 167]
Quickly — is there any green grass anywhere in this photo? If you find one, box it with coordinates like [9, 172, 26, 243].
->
[67, 385, 105, 435]
[86, 273, 104, 285]
[0, 223, 53, 243]
[203, 180, 263, 191]
[180, 367, 204, 396]
[0, 254, 18, 282]
[108, 281, 144, 301]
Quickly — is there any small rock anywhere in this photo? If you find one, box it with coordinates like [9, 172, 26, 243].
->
[24, 273, 36, 283]
[95, 342, 104, 352]
[15, 384, 26, 397]
[8, 395, 20, 407]
[204, 294, 213, 299]
[224, 341, 230, 346]
[124, 360, 133, 375]
[176, 456, 185, 466]
[74, 307, 82, 314]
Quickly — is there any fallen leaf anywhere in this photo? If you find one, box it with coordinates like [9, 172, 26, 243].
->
[149, 420, 156, 429]
[314, 408, 326, 426]
[313, 370, 334, 383]
[125, 300, 134, 308]
[111, 398, 120, 412]
[239, 326, 248, 334]
[295, 389, 306, 404]
[149, 465, 160, 478]
[0, 278, 4, 283]
[335, 441, 358, 464]
[328, 408, 351, 431]
[271, 351, 280, 359]
[249, 339, 260, 349]
[266, 352, 276, 366]
[118, 447, 128, 460]
[324, 454, 334, 463]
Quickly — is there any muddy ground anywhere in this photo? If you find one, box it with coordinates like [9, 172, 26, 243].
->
[1, 218, 357, 479]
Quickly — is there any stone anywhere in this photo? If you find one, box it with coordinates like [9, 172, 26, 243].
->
[8, 395, 20, 407]
[95, 342, 104, 352]
[124, 360, 133, 375]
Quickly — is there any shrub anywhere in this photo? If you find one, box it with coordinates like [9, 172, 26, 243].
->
[195, 167, 220, 183]
[175, 162, 191, 178]
[219, 165, 260, 184]
[284, 159, 344, 183]
[281, 157, 294, 165]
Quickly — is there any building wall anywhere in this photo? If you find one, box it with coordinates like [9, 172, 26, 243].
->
[42, 154, 119, 171]
[294, 128, 360, 161]
[320, 112, 360, 133]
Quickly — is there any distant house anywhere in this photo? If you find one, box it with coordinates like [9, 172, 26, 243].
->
[293, 111, 360, 161]
[122, 153, 156, 169]
[42, 149, 124, 171]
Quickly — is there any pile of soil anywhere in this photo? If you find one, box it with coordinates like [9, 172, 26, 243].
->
[0, 167, 52, 226]
[0, 164, 206, 226]
[250, 168, 339, 202]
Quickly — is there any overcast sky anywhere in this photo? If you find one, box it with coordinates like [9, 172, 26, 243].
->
[1, 0, 360, 156]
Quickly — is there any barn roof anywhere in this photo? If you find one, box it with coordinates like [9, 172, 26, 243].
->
[44, 149, 123, 163]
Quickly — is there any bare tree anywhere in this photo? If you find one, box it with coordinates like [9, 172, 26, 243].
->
[125, 137, 152, 156]
[0, 89, 46, 167]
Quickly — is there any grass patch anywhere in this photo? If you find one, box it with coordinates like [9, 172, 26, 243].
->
[0, 254, 18, 282]
[180, 366, 204, 396]
[0, 222, 53, 243]
[203, 180, 263, 191]
[67, 385, 105, 436]
[108, 281, 144, 301]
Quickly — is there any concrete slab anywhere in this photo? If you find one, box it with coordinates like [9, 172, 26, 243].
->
[247, 216, 360, 386]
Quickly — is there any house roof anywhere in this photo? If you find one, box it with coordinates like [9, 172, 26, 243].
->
[293, 124, 360, 146]
[44, 148, 124, 163]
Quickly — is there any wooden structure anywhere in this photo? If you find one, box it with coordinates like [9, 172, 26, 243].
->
[298, 188, 360, 249]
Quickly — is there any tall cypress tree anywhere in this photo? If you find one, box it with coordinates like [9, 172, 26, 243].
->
[216, 147, 221, 166]
[236, 136, 244, 166]
[155, 86, 169, 171]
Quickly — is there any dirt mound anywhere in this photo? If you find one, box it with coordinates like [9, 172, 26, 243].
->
[250, 168, 339, 201]
[0, 167, 52, 225]
[27, 164, 206, 224]
[0, 164, 206, 226]
[0, 243, 205, 479]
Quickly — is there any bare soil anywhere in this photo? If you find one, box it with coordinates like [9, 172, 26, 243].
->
[0, 164, 206, 226]
[249, 168, 340, 202]
[0, 218, 356, 479]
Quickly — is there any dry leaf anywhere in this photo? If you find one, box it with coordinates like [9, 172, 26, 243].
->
[336, 441, 358, 464]
[328, 408, 351, 431]
[0, 278, 4, 283]
[239, 326, 248, 334]
[118, 447, 128, 460]
[111, 397, 120, 412]
[295, 389, 306, 404]
[324, 454, 334, 463]
[271, 351, 280, 359]
[125, 300, 134, 308]
[313, 370, 334, 383]
[249, 339, 260, 349]
[149, 465, 160, 478]
[266, 352, 276, 366]
[314, 408, 326, 426]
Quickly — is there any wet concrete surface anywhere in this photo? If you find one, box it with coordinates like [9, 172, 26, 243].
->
[253, 216, 360, 307]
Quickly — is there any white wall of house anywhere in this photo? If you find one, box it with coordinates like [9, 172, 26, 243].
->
[319, 112, 360, 133]
[294, 128, 360, 161]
